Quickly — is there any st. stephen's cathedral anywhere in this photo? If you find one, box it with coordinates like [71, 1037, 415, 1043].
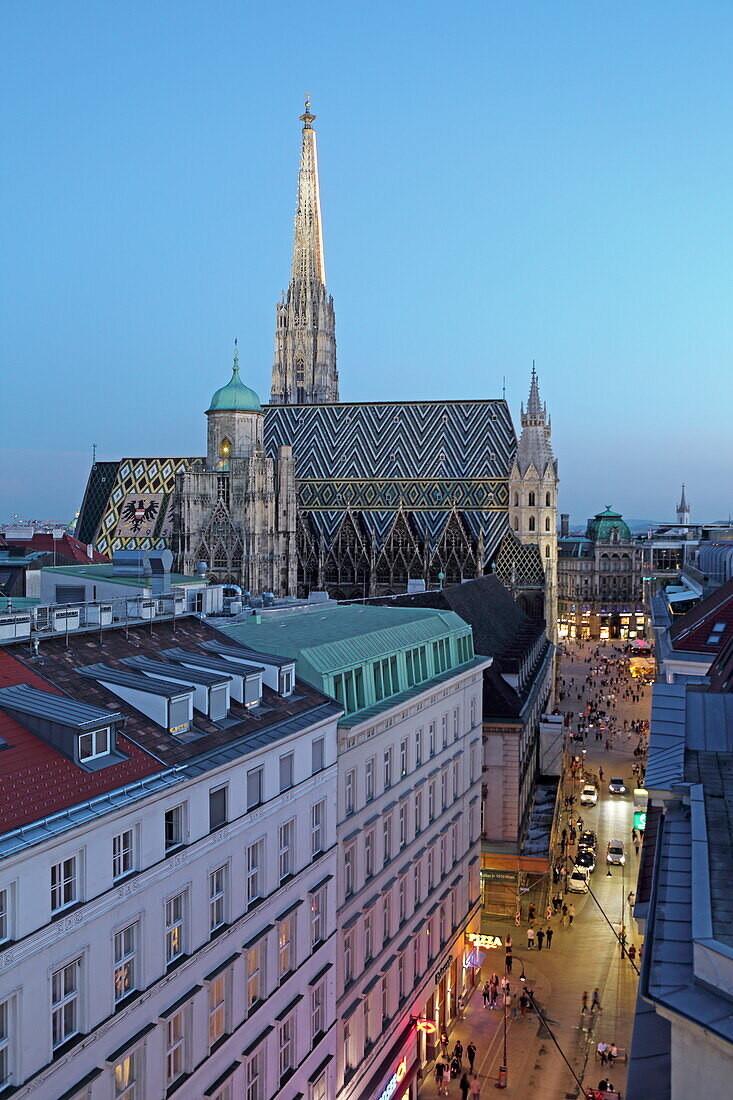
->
[76, 100, 558, 625]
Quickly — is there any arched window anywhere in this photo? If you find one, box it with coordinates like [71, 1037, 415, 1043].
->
[545, 492, 551, 506]
[513, 517, 519, 531]
[514, 492, 519, 507]
[545, 545, 550, 558]
[528, 492, 536, 507]
[529, 517, 536, 532]
[545, 517, 551, 531]
[219, 437, 231, 460]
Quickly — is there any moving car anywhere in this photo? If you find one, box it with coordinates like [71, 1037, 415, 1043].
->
[568, 867, 590, 893]
[580, 784, 598, 806]
[608, 777, 626, 795]
[606, 838, 626, 865]
[578, 830, 597, 853]
[576, 848, 596, 874]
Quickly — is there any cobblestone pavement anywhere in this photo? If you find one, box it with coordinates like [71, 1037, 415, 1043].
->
[418, 638, 650, 1099]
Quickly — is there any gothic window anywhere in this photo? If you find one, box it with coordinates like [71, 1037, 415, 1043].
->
[213, 543, 228, 569]
[545, 492, 551, 506]
[219, 437, 231, 460]
[514, 492, 519, 507]
[545, 517, 551, 531]
[546, 545, 550, 558]
[513, 517, 518, 531]
[528, 492, 535, 506]
[528, 517, 536, 532]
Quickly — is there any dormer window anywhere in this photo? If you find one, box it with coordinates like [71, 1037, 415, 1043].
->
[78, 726, 111, 762]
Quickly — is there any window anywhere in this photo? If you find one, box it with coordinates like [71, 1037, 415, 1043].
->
[415, 791, 422, 835]
[332, 668, 365, 714]
[441, 770, 448, 809]
[311, 800, 325, 856]
[364, 992, 371, 1046]
[114, 1050, 138, 1099]
[428, 848, 435, 889]
[165, 893, 185, 965]
[546, 491, 551, 506]
[514, 491, 519, 506]
[398, 954, 405, 1001]
[529, 516, 536, 531]
[383, 815, 392, 863]
[373, 655, 398, 701]
[470, 743, 477, 784]
[413, 937, 421, 982]
[382, 895, 391, 944]
[51, 856, 78, 914]
[344, 930, 354, 984]
[311, 887, 326, 946]
[383, 748, 392, 790]
[413, 862, 421, 905]
[440, 904, 447, 943]
[400, 738, 408, 776]
[278, 916, 295, 978]
[247, 840, 263, 906]
[365, 830, 375, 879]
[344, 844, 355, 896]
[78, 725, 110, 761]
[209, 866, 227, 932]
[279, 752, 294, 792]
[246, 942, 265, 1009]
[209, 974, 228, 1047]
[528, 491, 535, 506]
[311, 737, 325, 774]
[343, 1018, 352, 1073]
[415, 727, 423, 766]
[441, 714, 448, 748]
[545, 516, 551, 531]
[311, 980, 326, 1040]
[311, 1072, 327, 1100]
[114, 923, 137, 1002]
[399, 805, 407, 848]
[429, 721, 436, 756]
[453, 707, 460, 741]
[279, 1014, 295, 1081]
[247, 767, 263, 810]
[364, 912, 373, 961]
[165, 1008, 186, 1086]
[0, 888, 11, 944]
[470, 696, 476, 728]
[0, 999, 11, 1089]
[453, 762, 459, 800]
[381, 975, 389, 1020]
[365, 757, 375, 801]
[208, 787, 228, 831]
[112, 830, 134, 881]
[164, 804, 185, 852]
[345, 769, 355, 815]
[429, 781, 436, 821]
[398, 876, 406, 923]
[279, 820, 294, 881]
[51, 958, 80, 1049]
[246, 1050, 263, 1100]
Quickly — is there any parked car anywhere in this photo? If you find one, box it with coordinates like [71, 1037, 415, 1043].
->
[608, 777, 626, 794]
[579, 830, 597, 853]
[606, 838, 626, 865]
[576, 848, 596, 874]
[580, 784, 598, 806]
[568, 867, 590, 893]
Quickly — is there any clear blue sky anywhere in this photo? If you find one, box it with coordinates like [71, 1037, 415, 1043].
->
[2, 1, 731, 526]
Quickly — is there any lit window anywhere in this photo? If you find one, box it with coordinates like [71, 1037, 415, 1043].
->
[209, 974, 228, 1048]
[165, 893, 185, 965]
[78, 725, 110, 761]
[278, 916, 295, 978]
[114, 1050, 138, 1099]
[114, 923, 138, 1002]
[246, 942, 265, 1010]
[310, 887, 326, 947]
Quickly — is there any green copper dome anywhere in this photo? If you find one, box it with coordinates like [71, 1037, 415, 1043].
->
[587, 507, 631, 542]
[207, 349, 262, 414]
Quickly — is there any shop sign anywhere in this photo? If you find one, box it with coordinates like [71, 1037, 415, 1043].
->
[467, 932, 503, 949]
[376, 1056, 408, 1100]
[416, 1019, 437, 1034]
[480, 870, 517, 884]
[434, 955, 453, 986]
[634, 810, 647, 831]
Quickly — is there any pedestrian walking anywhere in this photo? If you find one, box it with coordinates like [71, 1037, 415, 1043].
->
[581, 990, 588, 1014]
[459, 1073, 470, 1100]
[628, 944, 637, 964]
[591, 988, 602, 1013]
[469, 1075, 480, 1098]
[568, 904, 575, 926]
[546, 926, 553, 949]
[454, 1040, 463, 1068]
[435, 1059, 448, 1095]
[528, 904, 536, 923]
[440, 1031, 449, 1056]
[482, 981, 490, 1007]
[635, 839, 640, 857]
[467, 1042, 476, 1072]
[506, 952, 513, 974]
[561, 904, 568, 926]
[536, 927, 545, 951]
[527, 926, 535, 949]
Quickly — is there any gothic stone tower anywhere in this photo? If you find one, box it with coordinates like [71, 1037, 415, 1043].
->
[270, 98, 338, 405]
[507, 366, 559, 637]
[173, 346, 297, 595]
[677, 483, 690, 529]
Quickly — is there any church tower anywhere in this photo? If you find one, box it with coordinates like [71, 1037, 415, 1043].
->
[270, 98, 338, 405]
[507, 365, 559, 637]
[677, 483, 690, 530]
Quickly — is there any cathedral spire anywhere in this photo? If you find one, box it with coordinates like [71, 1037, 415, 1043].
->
[271, 97, 338, 405]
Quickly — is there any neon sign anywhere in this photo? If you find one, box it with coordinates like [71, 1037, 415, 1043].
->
[416, 1019, 437, 1034]
[467, 933, 503, 949]
[377, 1056, 407, 1100]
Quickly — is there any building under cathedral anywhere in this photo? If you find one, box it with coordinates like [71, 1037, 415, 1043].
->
[76, 100, 558, 620]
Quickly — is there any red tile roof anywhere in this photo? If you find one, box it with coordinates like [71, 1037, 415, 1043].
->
[0, 531, 108, 564]
[0, 650, 160, 834]
[668, 578, 733, 655]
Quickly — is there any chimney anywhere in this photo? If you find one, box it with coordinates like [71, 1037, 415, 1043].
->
[560, 513, 569, 537]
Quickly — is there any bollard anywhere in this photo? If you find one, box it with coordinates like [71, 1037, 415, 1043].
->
[498, 1065, 508, 1088]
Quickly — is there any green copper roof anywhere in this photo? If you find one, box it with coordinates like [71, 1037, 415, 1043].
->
[207, 349, 262, 414]
[587, 507, 631, 542]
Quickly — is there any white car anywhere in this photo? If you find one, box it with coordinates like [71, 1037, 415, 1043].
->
[608, 777, 626, 795]
[568, 867, 590, 893]
[606, 838, 626, 865]
[580, 784, 598, 806]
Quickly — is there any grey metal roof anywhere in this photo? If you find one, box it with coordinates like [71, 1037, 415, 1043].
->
[198, 639, 269, 672]
[0, 683, 125, 730]
[76, 664, 193, 698]
[160, 648, 257, 678]
[122, 655, 230, 687]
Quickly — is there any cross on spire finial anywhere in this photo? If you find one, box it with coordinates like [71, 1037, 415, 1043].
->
[301, 93, 316, 130]
[233, 338, 239, 374]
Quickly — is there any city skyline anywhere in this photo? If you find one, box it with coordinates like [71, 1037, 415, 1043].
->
[2, 2, 731, 522]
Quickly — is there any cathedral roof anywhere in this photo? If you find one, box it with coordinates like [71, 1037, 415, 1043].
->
[515, 366, 556, 478]
[586, 507, 631, 542]
[208, 347, 262, 414]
